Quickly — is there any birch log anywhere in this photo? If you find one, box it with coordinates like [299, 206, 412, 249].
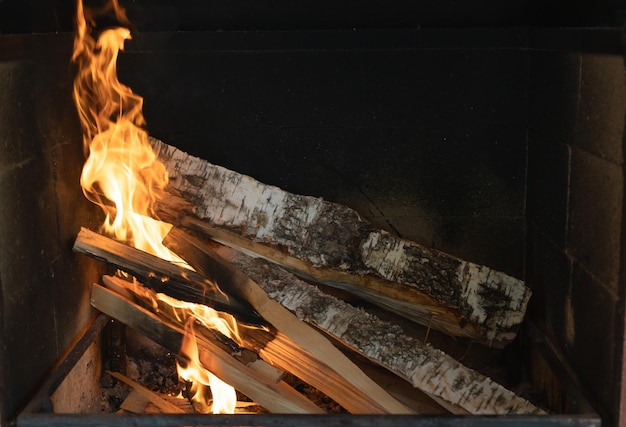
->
[151, 137, 531, 347]
[210, 244, 545, 415]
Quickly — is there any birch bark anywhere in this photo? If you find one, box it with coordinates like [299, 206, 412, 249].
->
[151, 138, 531, 346]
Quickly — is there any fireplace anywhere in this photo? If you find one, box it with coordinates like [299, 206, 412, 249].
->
[0, 1, 624, 425]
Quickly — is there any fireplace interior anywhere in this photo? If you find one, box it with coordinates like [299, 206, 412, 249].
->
[0, 1, 624, 426]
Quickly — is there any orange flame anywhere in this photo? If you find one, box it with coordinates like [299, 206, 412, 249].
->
[157, 292, 242, 345]
[72, 0, 238, 412]
[178, 319, 237, 414]
[72, 0, 175, 259]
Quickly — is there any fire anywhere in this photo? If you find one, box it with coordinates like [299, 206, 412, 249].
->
[72, 0, 174, 260]
[72, 0, 238, 413]
[157, 292, 242, 345]
[177, 319, 237, 414]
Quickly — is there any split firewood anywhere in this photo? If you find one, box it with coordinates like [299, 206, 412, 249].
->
[150, 137, 531, 347]
[103, 274, 287, 390]
[162, 227, 414, 414]
[120, 389, 257, 415]
[119, 390, 151, 414]
[102, 276, 414, 413]
[102, 274, 413, 414]
[246, 359, 284, 384]
[75, 229, 413, 413]
[91, 284, 324, 414]
[73, 227, 262, 326]
[163, 228, 545, 415]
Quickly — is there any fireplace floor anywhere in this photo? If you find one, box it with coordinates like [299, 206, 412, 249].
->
[16, 285, 600, 427]
[17, 315, 602, 426]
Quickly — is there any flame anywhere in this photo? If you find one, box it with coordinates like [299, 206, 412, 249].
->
[72, 0, 238, 412]
[72, 1, 175, 260]
[157, 292, 242, 344]
[178, 319, 237, 414]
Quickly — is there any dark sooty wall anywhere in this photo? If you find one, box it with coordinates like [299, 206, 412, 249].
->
[0, 0, 622, 33]
[0, 35, 105, 424]
[118, 29, 529, 279]
[527, 29, 625, 427]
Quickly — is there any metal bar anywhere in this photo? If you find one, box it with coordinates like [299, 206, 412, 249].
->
[16, 413, 602, 427]
[18, 314, 110, 416]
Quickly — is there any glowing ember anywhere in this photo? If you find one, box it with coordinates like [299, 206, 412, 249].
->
[72, 0, 238, 412]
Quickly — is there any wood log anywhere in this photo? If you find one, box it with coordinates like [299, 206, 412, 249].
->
[150, 137, 531, 347]
[77, 229, 413, 414]
[102, 274, 416, 414]
[73, 227, 263, 326]
[119, 388, 259, 415]
[162, 227, 414, 414]
[221, 246, 546, 415]
[163, 230, 544, 415]
[103, 274, 286, 390]
[91, 284, 324, 414]
[119, 390, 152, 414]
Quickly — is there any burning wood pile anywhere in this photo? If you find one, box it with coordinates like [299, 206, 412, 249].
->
[69, 0, 544, 417]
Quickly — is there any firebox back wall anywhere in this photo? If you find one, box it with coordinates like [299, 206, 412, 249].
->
[119, 29, 529, 278]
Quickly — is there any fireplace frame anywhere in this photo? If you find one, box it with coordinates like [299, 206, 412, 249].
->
[1, 22, 624, 427]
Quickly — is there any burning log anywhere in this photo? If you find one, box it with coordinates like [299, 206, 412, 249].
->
[102, 275, 416, 415]
[100, 275, 269, 372]
[160, 228, 414, 415]
[163, 227, 545, 416]
[102, 273, 406, 414]
[91, 283, 324, 414]
[73, 227, 262, 326]
[75, 228, 413, 414]
[150, 138, 531, 347]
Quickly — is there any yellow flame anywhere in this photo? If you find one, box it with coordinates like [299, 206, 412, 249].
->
[73, 19, 175, 259]
[73, 0, 238, 412]
[178, 319, 237, 414]
[157, 292, 242, 344]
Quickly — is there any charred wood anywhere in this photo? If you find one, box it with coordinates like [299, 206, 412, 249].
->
[75, 229, 412, 414]
[73, 227, 263, 326]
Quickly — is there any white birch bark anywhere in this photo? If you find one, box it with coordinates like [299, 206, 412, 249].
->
[151, 137, 532, 346]
[222, 247, 544, 415]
